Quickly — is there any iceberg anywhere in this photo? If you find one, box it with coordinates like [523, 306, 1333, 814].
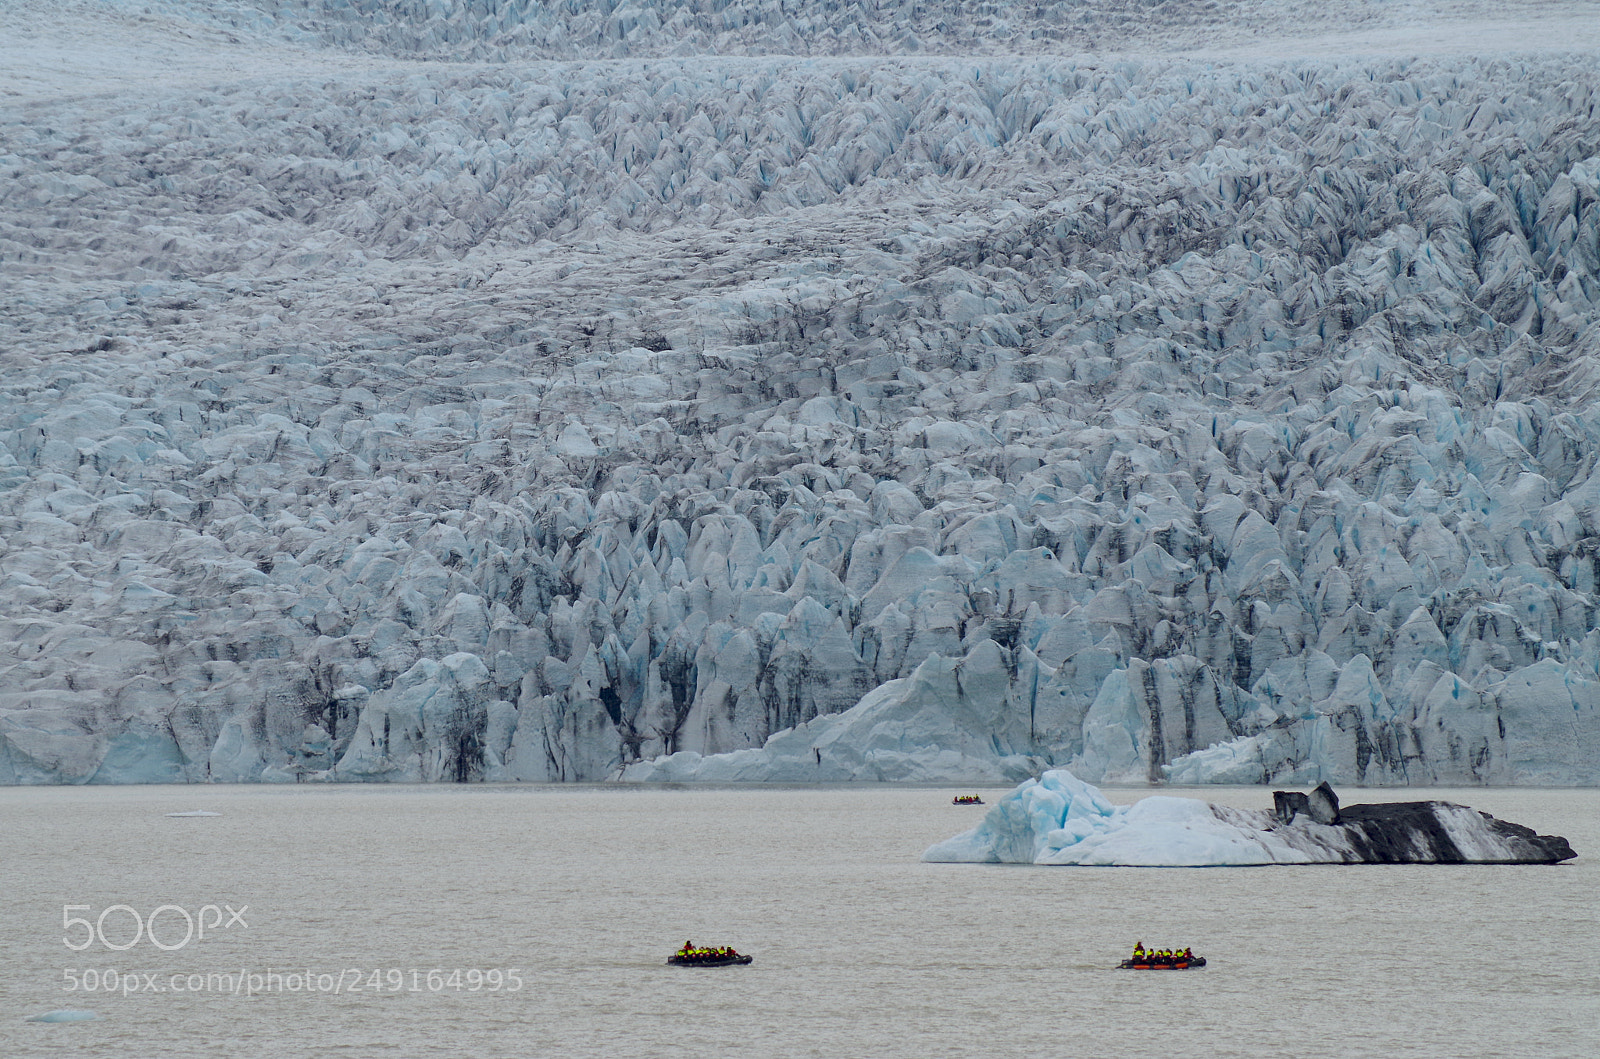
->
[922, 770, 1576, 865]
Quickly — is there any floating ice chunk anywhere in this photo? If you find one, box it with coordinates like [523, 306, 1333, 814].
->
[925, 769, 1574, 865]
[26, 1010, 97, 1022]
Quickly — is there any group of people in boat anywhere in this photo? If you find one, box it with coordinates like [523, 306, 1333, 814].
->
[676, 941, 742, 960]
[1129, 942, 1194, 964]
[952, 795, 984, 804]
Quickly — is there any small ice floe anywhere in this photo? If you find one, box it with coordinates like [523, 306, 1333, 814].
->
[27, 1010, 97, 1023]
[165, 810, 222, 817]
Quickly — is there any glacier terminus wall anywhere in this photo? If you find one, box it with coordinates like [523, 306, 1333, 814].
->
[3, 1, 1600, 784]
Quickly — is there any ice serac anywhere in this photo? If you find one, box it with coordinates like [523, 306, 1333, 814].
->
[618, 638, 1070, 782]
[5, 2, 1600, 786]
[922, 769, 1576, 865]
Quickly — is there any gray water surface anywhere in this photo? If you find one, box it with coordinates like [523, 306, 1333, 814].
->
[2, 784, 1594, 1058]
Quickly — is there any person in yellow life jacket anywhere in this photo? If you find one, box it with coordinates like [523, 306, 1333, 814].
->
[1132, 941, 1145, 958]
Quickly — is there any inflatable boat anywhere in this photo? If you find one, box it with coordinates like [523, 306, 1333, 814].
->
[668, 951, 752, 967]
[1118, 955, 1206, 970]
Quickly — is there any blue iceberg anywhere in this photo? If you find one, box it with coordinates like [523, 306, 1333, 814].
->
[26, 1010, 98, 1023]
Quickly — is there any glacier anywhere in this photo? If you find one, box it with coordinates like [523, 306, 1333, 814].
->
[921, 768, 1577, 864]
[4, 2, 1600, 785]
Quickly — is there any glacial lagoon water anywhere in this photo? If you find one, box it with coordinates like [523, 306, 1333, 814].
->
[1, 784, 1595, 1059]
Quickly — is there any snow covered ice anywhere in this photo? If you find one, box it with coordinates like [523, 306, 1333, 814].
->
[4, 1, 1600, 785]
[921, 768, 1577, 864]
